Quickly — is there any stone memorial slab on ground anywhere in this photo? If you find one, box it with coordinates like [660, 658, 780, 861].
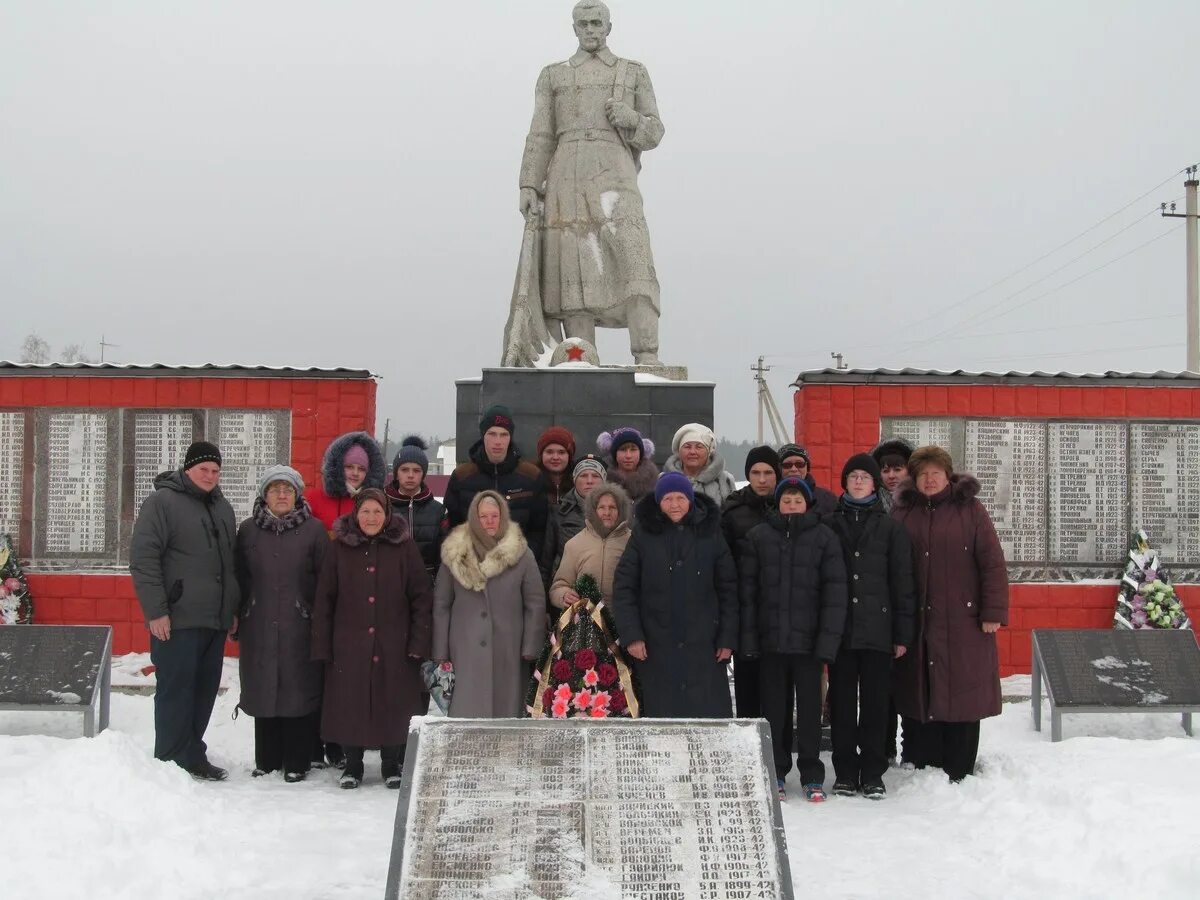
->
[1031, 628, 1200, 741]
[386, 718, 793, 899]
[0, 624, 112, 736]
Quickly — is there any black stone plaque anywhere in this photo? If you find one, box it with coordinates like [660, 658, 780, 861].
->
[1034, 629, 1200, 708]
[386, 718, 792, 899]
[0, 624, 112, 736]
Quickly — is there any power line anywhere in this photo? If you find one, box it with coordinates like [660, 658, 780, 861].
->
[901, 166, 1195, 333]
[971, 341, 1182, 364]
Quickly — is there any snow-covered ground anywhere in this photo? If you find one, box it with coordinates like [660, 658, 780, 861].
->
[3, 669, 1198, 899]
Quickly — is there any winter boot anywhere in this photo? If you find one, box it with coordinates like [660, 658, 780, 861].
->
[860, 781, 886, 800]
[283, 771, 307, 784]
[802, 783, 827, 803]
[184, 760, 228, 782]
[381, 745, 405, 790]
[832, 779, 858, 798]
[339, 747, 365, 790]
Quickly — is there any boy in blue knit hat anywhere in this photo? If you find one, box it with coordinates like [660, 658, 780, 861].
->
[738, 477, 847, 803]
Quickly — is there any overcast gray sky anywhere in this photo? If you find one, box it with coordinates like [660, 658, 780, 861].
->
[2, 1, 1196, 444]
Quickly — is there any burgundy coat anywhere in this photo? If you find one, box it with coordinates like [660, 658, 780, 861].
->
[312, 513, 433, 747]
[890, 475, 1009, 723]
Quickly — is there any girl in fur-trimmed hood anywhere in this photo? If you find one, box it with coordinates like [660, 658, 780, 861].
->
[433, 491, 547, 718]
[549, 483, 633, 609]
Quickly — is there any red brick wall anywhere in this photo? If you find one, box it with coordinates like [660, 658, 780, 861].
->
[794, 381, 1200, 674]
[8, 374, 376, 655]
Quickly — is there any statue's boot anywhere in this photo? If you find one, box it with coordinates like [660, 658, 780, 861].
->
[628, 295, 662, 367]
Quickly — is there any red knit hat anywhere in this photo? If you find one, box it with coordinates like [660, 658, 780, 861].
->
[537, 426, 576, 460]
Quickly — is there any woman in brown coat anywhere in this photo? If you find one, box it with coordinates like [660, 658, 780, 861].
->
[234, 465, 328, 782]
[549, 483, 632, 608]
[433, 491, 545, 717]
[891, 446, 1008, 781]
[312, 488, 433, 789]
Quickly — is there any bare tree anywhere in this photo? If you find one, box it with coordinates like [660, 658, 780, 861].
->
[61, 343, 97, 364]
[19, 333, 51, 364]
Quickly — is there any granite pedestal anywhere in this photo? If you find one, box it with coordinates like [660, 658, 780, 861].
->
[455, 368, 714, 465]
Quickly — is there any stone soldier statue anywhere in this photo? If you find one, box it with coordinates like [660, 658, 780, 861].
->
[504, 1, 665, 367]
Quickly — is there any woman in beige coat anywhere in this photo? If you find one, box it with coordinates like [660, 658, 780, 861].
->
[433, 491, 546, 717]
[549, 484, 632, 609]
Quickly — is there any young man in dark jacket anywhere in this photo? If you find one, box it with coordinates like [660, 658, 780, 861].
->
[823, 453, 916, 799]
[130, 441, 239, 781]
[444, 405, 549, 556]
[721, 445, 780, 719]
[385, 435, 449, 580]
[739, 477, 847, 803]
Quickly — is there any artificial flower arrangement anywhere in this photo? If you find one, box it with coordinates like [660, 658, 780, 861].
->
[1114, 528, 1192, 631]
[0, 536, 33, 625]
[526, 574, 640, 718]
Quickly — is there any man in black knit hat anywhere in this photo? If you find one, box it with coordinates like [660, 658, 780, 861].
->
[130, 441, 239, 781]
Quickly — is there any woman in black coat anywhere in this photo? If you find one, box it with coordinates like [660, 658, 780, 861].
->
[612, 472, 739, 718]
[822, 454, 916, 799]
[234, 466, 329, 782]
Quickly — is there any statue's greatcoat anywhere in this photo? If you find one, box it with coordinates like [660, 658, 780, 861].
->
[520, 47, 664, 326]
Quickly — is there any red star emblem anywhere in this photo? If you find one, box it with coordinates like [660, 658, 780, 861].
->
[565, 344, 587, 362]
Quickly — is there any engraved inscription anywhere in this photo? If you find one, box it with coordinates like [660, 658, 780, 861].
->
[45, 413, 108, 554]
[1129, 423, 1200, 563]
[0, 412, 24, 540]
[132, 412, 193, 512]
[965, 420, 1046, 562]
[1048, 422, 1128, 563]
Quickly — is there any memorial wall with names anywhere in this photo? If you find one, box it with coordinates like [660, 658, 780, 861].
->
[881, 416, 1200, 580]
[4, 407, 291, 569]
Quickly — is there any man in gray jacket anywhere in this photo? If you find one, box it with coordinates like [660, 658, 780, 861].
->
[131, 441, 239, 780]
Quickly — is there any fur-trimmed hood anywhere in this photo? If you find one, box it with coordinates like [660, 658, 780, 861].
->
[584, 482, 632, 538]
[871, 436, 914, 465]
[895, 473, 981, 509]
[321, 431, 387, 498]
[332, 511, 410, 547]
[633, 491, 722, 536]
[605, 457, 659, 500]
[440, 520, 529, 592]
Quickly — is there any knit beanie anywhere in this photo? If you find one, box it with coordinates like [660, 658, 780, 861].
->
[572, 454, 607, 481]
[183, 441, 222, 471]
[537, 426, 576, 460]
[744, 445, 782, 480]
[775, 476, 814, 504]
[671, 422, 716, 454]
[654, 471, 695, 504]
[841, 453, 883, 491]
[908, 445, 954, 480]
[597, 427, 654, 463]
[778, 443, 810, 467]
[257, 464, 304, 499]
[872, 437, 914, 469]
[393, 435, 430, 477]
[479, 404, 515, 436]
[343, 443, 370, 469]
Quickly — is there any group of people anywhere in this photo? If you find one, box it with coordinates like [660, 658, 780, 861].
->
[129, 408, 1009, 802]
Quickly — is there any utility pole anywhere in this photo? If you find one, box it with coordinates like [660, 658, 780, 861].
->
[1162, 165, 1199, 371]
[382, 418, 391, 460]
[99, 334, 119, 363]
[751, 356, 789, 445]
[830, 351, 848, 371]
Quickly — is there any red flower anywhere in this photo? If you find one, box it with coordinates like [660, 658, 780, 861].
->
[589, 706, 609, 718]
[552, 659, 573, 681]
[609, 690, 628, 713]
[572, 690, 592, 710]
[551, 699, 570, 718]
[542, 688, 553, 710]
[554, 683, 573, 703]
[583, 668, 600, 688]
[591, 691, 610, 711]
[597, 663, 618, 686]
[574, 649, 597, 671]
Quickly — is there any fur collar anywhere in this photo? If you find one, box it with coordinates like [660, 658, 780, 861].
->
[252, 496, 313, 533]
[663, 451, 732, 487]
[321, 432, 387, 498]
[896, 473, 982, 509]
[605, 458, 659, 499]
[332, 512, 410, 546]
[633, 492, 721, 536]
[440, 522, 529, 591]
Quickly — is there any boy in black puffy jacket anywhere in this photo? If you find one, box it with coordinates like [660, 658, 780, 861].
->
[823, 453, 916, 800]
[739, 477, 847, 803]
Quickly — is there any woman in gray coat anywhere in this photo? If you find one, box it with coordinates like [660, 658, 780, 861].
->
[434, 491, 546, 717]
[234, 465, 328, 782]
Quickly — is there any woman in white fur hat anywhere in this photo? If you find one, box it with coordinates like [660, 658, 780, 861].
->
[662, 422, 736, 505]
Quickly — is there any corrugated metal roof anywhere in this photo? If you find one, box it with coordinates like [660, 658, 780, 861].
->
[0, 362, 376, 379]
[792, 367, 1200, 387]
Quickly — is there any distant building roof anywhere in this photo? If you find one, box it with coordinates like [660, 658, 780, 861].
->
[793, 368, 1200, 387]
[0, 362, 376, 379]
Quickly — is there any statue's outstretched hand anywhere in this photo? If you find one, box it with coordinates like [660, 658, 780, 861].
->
[519, 188, 541, 218]
[605, 99, 639, 130]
